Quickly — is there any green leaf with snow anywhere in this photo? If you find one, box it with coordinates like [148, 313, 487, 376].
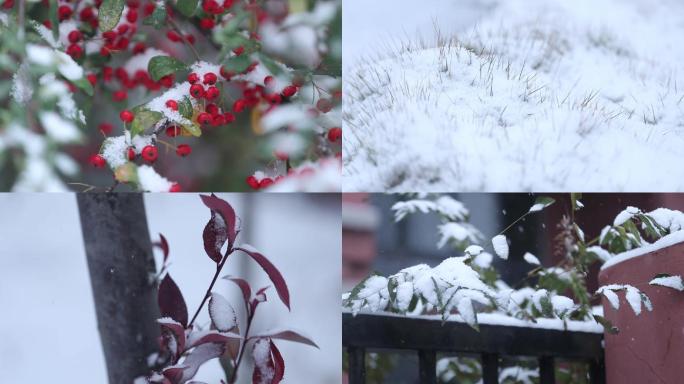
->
[131, 107, 163, 137]
[48, 0, 59, 40]
[529, 196, 555, 213]
[222, 55, 252, 74]
[72, 78, 94, 96]
[143, 6, 167, 29]
[649, 274, 684, 291]
[148, 56, 187, 82]
[177, 96, 193, 119]
[176, 0, 199, 17]
[181, 121, 202, 137]
[98, 0, 126, 32]
[258, 53, 284, 76]
[593, 314, 619, 334]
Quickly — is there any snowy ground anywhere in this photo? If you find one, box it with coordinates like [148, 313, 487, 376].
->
[343, 0, 684, 191]
[0, 193, 340, 383]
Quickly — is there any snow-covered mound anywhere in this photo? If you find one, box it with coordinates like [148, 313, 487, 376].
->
[343, 0, 684, 191]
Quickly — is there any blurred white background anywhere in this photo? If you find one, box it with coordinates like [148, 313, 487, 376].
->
[0, 193, 341, 383]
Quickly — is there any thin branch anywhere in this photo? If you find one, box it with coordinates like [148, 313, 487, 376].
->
[188, 248, 233, 328]
[167, 17, 201, 61]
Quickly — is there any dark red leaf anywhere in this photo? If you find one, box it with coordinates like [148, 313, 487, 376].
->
[165, 343, 225, 384]
[157, 318, 186, 357]
[158, 274, 188, 328]
[270, 340, 285, 384]
[162, 367, 184, 384]
[251, 329, 318, 349]
[187, 331, 241, 349]
[203, 211, 228, 263]
[159, 233, 169, 262]
[200, 193, 237, 248]
[223, 276, 252, 308]
[236, 246, 290, 310]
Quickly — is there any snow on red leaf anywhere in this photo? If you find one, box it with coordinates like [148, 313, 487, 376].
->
[157, 317, 186, 357]
[208, 293, 238, 332]
[158, 274, 189, 328]
[200, 193, 238, 248]
[252, 338, 275, 384]
[270, 340, 285, 384]
[251, 329, 319, 349]
[236, 246, 290, 310]
[203, 211, 228, 263]
[164, 343, 225, 384]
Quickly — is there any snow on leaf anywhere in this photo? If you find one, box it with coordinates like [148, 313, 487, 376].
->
[209, 293, 237, 332]
[252, 338, 275, 384]
[649, 275, 684, 291]
[158, 274, 188, 327]
[250, 328, 319, 348]
[523, 252, 540, 265]
[202, 210, 228, 263]
[457, 297, 477, 329]
[237, 245, 290, 310]
[200, 194, 238, 250]
[98, 0, 126, 32]
[624, 286, 643, 315]
[528, 196, 555, 212]
[600, 289, 620, 310]
[491, 234, 509, 260]
[613, 206, 640, 226]
[587, 246, 612, 262]
[157, 317, 186, 356]
[464, 245, 484, 256]
[164, 342, 225, 384]
[138, 165, 173, 192]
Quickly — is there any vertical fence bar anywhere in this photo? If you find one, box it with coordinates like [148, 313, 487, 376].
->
[539, 356, 555, 384]
[589, 358, 606, 384]
[418, 350, 437, 384]
[482, 353, 499, 384]
[347, 347, 366, 384]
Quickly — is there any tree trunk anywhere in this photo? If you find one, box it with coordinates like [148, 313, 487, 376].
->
[77, 193, 160, 384]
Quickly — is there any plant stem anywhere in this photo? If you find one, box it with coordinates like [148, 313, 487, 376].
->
[188, 249, 232, 328]
[228, 307, 257, 384]
[167, 17, 201, 61]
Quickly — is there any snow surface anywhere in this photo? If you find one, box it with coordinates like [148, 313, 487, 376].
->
[0, 194, 340, 383]
[601, 230, 684, 270]
[491, 234, 509, 259]
[137, 165, 173, 192]
[343, 0, 684, 191]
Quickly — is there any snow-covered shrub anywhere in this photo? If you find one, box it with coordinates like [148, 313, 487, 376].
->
[142, 194, 317, 384]
[1, 0, 341, 191]
[343, 0, 684, 191]
[344, 194, 684, 382]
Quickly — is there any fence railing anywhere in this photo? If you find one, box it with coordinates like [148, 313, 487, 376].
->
[343, 312, 605, 384]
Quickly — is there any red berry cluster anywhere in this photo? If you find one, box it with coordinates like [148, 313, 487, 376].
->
[245, 174, 279, 190]
[196, 0, 235, 30]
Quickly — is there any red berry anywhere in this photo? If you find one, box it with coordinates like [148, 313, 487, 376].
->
[166, 30, 182, 42]
[205, 103, 219, 115]
[113, 90, 128, 102]
[119, 110, 134, 123]
[327, 127, 342, 143]
[259, 177, 274, 189]
[143, 3, 155, 16]
[220, 66, 233, 80]
[267, 94, 282, 104]
[127, 147, 136, 161]
[66, 44, 83, 59]
[233, 99, 246, 113]
[58, 5, 72, 21]
[133, 42, 146, 54]
[103, 31, 117, 41]
[187, 72, 199, 84]
[86, 73, 98, 86]
[203, 72, 217, 85]
[264, 76, 274, 87]
[159, 75, 174, 87]
[189, 83, 205, 98]
[197, 112, 212, 125]
[205, 86, 220, 100]
[317, 98, 333, 113]
[126, 9, 138, 23]
[233, 46, 245, 56]
[164, 100, 177, 111]
[166, 125, 180, 137]
[99, 123, 113, 135]
[211, 114, 225, 126]
[80, 7, 95, 20]
[281, 85, 297, 98]
[141, 145, 158, 163]
[169, 183, 182, 192]
[223, 0, 234, 8]
[176, 144, 192, 157]
[90, 154, 106, 168]
[68, 30, 82, 43]
[246, 175, 259, 189]
[117, 24, 130, 35]
[224, 112, 236, 123]
[199, 18, 215, 29]
[186, 34, 196, 44]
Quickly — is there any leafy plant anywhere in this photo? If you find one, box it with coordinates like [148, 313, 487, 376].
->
[143, 194, 318, 383]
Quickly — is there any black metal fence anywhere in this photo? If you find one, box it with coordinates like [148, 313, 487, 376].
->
[343, 313, 605, 384]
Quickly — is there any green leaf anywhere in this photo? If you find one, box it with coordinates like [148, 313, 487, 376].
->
[222, 55, 252, 74]
[131, 107, 163, 137]
[98, 0, 126, 32]
[148, 56, 187, 82]
[176, 0, 198, 17]
[48, 0, 59, 40]
[181, 121, 202, 137]
[593, 314, 619, 334]
[258, 53, 284, 76]
[72, 78, 94, 96]
[530, 196, 555, 212]
[143, 5, 167, 29]
[178, 96, 193, 119]
[570, 193, 583, 211]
